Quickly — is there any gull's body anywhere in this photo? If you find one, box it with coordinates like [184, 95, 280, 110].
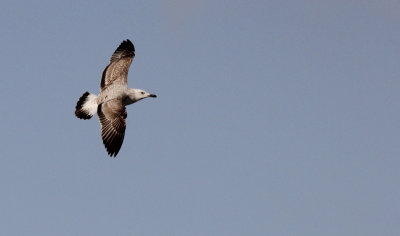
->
[75, 39, 156, 157]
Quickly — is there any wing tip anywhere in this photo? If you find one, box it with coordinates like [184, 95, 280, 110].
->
[98, 103, 126, 158]
[109, 39, 135, 62]
[114, 39, 135, 54]
[104, 136, 124, 157]
[107, 150, 119, 157]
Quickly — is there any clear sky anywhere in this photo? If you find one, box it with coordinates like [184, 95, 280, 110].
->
[1, 0, 399, 235]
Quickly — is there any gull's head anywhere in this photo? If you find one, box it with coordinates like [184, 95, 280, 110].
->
[125, 88, 157, 105]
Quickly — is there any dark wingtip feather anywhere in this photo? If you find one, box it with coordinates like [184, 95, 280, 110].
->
[105, 132, 124, 157]
[97, 104, 125, 158]
[114, 39, 135, 56]
[108, 150, 118, 157]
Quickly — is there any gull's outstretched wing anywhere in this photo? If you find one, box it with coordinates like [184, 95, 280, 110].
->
[97, 99, 127, 157]
[100, 39, 135, 91]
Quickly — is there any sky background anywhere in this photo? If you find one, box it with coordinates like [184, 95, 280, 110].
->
[0, 0, 399, 235]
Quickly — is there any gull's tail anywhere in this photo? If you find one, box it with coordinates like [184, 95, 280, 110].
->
[75, 91, 98, 120]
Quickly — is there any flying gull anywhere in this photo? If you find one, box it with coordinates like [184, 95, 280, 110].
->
[75, 39, 157, 157]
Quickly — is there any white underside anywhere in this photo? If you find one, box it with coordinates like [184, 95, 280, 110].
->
[83, 93, 98, 116]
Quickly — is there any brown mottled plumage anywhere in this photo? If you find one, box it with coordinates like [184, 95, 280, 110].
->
[74, 39, 156, 157]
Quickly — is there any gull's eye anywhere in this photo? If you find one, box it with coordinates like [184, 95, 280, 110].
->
[141, 92, 145, 95]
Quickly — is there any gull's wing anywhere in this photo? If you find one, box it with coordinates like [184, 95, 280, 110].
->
[100, 39, 135, 91]
[97, 99, 127, 157]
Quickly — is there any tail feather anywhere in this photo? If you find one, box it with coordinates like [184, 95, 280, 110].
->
[75, 92, 98, 120]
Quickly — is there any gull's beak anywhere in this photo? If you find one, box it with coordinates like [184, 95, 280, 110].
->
[149, 94, 157, 98]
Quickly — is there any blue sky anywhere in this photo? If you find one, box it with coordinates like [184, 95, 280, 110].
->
[1, 0, 399, 235]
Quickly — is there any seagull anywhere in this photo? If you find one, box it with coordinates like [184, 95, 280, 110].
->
[75, 39, 157, 157]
